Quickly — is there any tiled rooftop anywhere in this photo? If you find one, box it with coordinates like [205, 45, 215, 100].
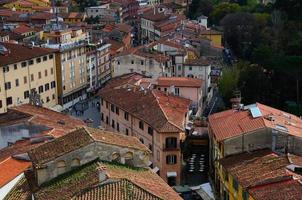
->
[28, 128, 94, 166]
[0, 157, 31, 188]
[157, 77, 203, 88]
[99, 87, 190, 133]
[73, 179, 162, 200]
[0, 43, 57, 66]
[209, 103, 302, 142]
[220, 149, 290, 188]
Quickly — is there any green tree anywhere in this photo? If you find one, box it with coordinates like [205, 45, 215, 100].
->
[221, 12, 259, 59]
[187, 0, 213, 19]
[210, 2, 241, 24]
[219, 66, 240, 101]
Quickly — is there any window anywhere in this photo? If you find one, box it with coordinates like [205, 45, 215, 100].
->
[38, 72, 42, 79]
[139, 121, 144, 130]
[56, 160, 66, 175]
[51, 68, 54, 75]
[46, 96, 50, 102]
[126, 128, 129, 135]
[45, 70, 48, 77]
[38, 85, 44, 93]
[15, 79, 19, 87]
[106, 116, 109, 124]
[24, 76, 27, 84]
[189, 66, 192, 71]
[21, 62, 27, 67]
[49, 54, 54, 59]
[5, 82, 11, 90]
[23, 91, 29, 99]
[6, 97, 12, 105]
[31, 74, 34, 81]
[166, 155, 177, 164]
[164, 88, 167, 92]
[101, 112, 104, 121]
[148, 127, 153, 135]
[175, 88, 180, 96]
[165, 137, 177, 149]
[51, 81, 56, 88]
[131, 60, 134, 64]
[106, 102, 109, 109]
[52, 94, 55, 100]
[36, 57, 41, 63]
[0, 100, 2, 108]
[124, 112, 129, 120]
[111, 104, 115, 112]
[139, 138, 144, 144]
[117, 61, 120, 65]
[112, 119, 115, 128]
[141, 60, 144, 65]
[233, 179, 238, 191]
[3, 66, 9, 73]
[117, 123, 119, 131]
[45, 83, 50, 91]
[149, 144, 153, 152]
[43, 56, 47, 61]
[116, 107, 119, 115]
[177, 65, 181, 71]
[28, 60, 34, 65]
[242, 191, 248, 200]
[14, 64, 17, 70]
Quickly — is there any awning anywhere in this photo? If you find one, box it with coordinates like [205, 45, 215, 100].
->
[152, 166, 159, 173]
[167, 171, 177, 177]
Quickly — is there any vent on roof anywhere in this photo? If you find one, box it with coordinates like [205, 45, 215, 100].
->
[265, 114, 275, 121]
[0, 45, 10, 55]
[57, 120, 65, 125]
[275, 124, 288, 132]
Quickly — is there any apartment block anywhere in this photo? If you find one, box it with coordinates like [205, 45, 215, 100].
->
[0, 42, 58, 113]
[99, 83, 191, 185]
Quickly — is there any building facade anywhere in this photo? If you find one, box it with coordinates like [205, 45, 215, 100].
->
[0, 43, 58, 114]
[99, 86, 191, 185]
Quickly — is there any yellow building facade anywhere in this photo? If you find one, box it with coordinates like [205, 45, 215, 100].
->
[0, 43, 58, 113]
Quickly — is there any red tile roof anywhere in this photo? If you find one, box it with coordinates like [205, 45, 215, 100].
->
[74, 178, 162, 200]
[248, 179, 302, 200]
[99, 87, 190, 133]
[209, 103, 302, 142]
[3, 176, 31, 200]
[12, 25, 34, 34]
[28, 128, 94, 166]
[87, 127, 149, 152]
[11, 104, 85, 137]
[0, 157, 31, 188]
[0, 42, 57, 66]
[157, 77, 203, 88]
[220, 150, 290, 189]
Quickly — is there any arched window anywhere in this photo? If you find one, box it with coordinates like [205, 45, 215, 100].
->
[124, 152, 134, 166]
[112, 152, 120, 162]
[56, 160, 66, 175]
[71, 158, 80, 168]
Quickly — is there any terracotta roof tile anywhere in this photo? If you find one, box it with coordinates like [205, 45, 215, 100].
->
[220, 150, 290, 188]
[99, 87, 190, 133]
[0, 43, 57, 66]
[3, 176, 31, 200]
[12, 25, 34, 34]
[100, 162, 182, 200]
[87, 127, 149, 152]
[157, 77, 203, 88]
[74, 179, 162, 200]
[248, 179, 302, 200]
[11, 104, 85, 137]
[209, 103, 302, 142]
[0, 157, 31, 188]
[28, 128, 94, 166]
